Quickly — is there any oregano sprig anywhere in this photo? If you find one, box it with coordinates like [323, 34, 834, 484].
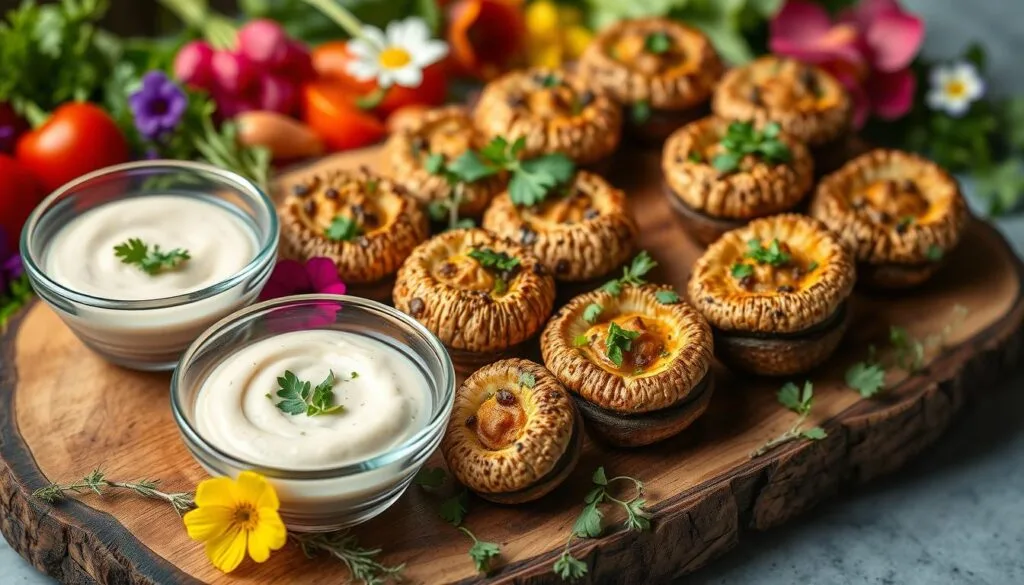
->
[751, 381, 827, 458]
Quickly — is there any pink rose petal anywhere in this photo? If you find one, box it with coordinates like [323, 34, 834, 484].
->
[259, 259, 310, 300]
[869, 69, 917, 120]
[841, 0, 903, 29]
[305, 257, 343, 292]
[830, 67, 871, 129]
[866, 12, 924, 72]
[320, 282, 348, 296]
[770, 0, 835, 47]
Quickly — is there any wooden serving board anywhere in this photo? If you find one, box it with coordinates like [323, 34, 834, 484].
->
[2, 147, 1024, 585]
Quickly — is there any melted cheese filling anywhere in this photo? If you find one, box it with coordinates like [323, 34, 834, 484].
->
[521, 192, 598, 230]
[744, 61, 840, 112]
[610, 32, 692, 75]
[525, 85, 583, 119]
[473, 389, 527, 451]
[580, 314, 679, 376]
[298, 183, 396, 237]
[422, 118, 474, 159]
[852, 179, 933, 226]
[433, 253, 496, 292]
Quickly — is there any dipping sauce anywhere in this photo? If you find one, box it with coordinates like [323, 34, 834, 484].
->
[194, 329, 432, 470]
[45, 195, 256, 300]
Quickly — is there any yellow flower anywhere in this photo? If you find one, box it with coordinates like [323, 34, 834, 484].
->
[525, 0, 594, 67]
[183, 471, 287, 573]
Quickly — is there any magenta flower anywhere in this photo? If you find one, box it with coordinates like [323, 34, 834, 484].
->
[129, 71, 188, 141]
[260, 257, 347, 329]
[770, 0, 925, 128]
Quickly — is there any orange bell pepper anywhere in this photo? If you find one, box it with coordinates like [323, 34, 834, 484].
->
[300, 80, 386, 151]
[446, 0, 526, 80]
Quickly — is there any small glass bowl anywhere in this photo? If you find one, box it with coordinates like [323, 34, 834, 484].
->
[20, 160, 279, 371]
[171, 294, 456, 532]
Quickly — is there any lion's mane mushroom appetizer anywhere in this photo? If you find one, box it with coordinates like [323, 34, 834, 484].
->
[712, 56, 852, 171]
[472, 68, 622, 168]
[688, 214, 855, 376]
[393, 228, 556, 371]
[541, 270, 715, 447]
[662, 116, 814, 245]
[810, 149, 969, 289]
[578, 17, 724, 141]
[383, 105, 501, 223]
[482, 170, 638, 285]
[279, 167, 429, 301]
[441, 359, 582, 504]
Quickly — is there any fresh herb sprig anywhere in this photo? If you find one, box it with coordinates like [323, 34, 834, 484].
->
[554, 467, 650, 582]
[114, 238, 191, 275]
[751, 381, 827, 458]
[446, 137, 575, 207]
[745, 238, 791, 266]
[644, 31, 672, 54]
[605, 322, 640, 368]
[414, 469, 502, 574]
[325, 215, 361, 242]
[600, 251, 657, 296]
[468, 247, 521, 294]
[270, 370, 352, 417]
[713, 121, 792, 174]
[425, 152, 479, 231]
[293, 532, 406, 585]
[33, 468, 195, 516]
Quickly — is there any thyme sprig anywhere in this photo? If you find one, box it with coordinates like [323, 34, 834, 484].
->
[33, 469, 195, 516]
[293, 532, 405, 585]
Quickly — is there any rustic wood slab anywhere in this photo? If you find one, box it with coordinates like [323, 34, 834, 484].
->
[2, 147, 1023, 585]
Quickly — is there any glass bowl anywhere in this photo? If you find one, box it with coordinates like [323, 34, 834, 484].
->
[20, 160, 278, 371]
[171, 294, 456, 532]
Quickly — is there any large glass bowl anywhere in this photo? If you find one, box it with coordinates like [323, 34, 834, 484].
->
[20, 160, 278, 371]
[171, 294, 456, 531]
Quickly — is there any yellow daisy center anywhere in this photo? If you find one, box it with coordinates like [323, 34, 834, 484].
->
[379, 47, 412, 69]
[233, 502, 261, 531]
[945, 79, 966, 98]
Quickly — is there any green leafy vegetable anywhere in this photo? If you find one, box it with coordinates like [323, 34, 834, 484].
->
[460, 527, 501, 574]
[270, 370, 346, 417]
[777, 380, 814, 416]
[845, 361, 886, 398]
[324, 215, 361, 242]
[113, 238, 190, 275]
[553, 551, 588, 582]
[655, 290, 680, 304]
[583, 303, 603, 324]
[752, 380, 826, 457]
[605, 322, 641, 368]
[712, 121, 792, 174]
[600, 251, 657, 296]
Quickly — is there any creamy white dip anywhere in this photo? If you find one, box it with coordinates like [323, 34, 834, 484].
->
[194, 329, 432, 470]
[45, 195, 256, 300]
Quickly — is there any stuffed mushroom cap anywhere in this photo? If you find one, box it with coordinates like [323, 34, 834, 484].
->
[482, 170, 638, 281]
[712, 56, 851, 147]
[662, 116, 814, 219]
[472, 67, 622, 164]
[810, 149, 969, 265]
[688, 213, 855, 334]
[441, 359, 580, 501]
[393, 228, 556, 353]
[578, 17, 723, 111]
[541, 284, 713, 413]
[279, 167, 429, 284]
[382, 105, 500, 217]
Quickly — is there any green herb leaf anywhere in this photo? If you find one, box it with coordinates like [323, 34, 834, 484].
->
[572, 500, 605, 538]
[424, 152, 446, 174]
[467, 538, 501, 573]
[605, 322, 641, 367]
[324, 215, 361, 242]
[519, 371, 536, 388]
[714, 121, 792, 173]
[308, 371, 343, 416]
[777, 380, 813, 416]
[592, 467, 608, 486]
[509, 153, 576, 207]
[845, 362, 886, 398]
[644, 31, 672, 54]
[631, 100, 651, 124]
[440, 490, 469, 527]
[600, 251, 657, 296]
[712, 152, 741, 173]
[583, 303, 603, 324]
[926, 244, 944, 262]
[890, 325, 925, 371]
[554, 551, 588, 582]
[688, 151, 704, 163]
[746, 238, 791, 266]
[801, 426, 827, 440]
[271, 370, 345, 417]
[624, 498, 652, 532]
[448, 150, 500, 183]
[573, 334, 590, 347]
[468, 248, 521, 273]
[413, 466, 446, 489]
[807, 260, 819, 272]
[655, 290, 680, 304]
[731, 262, 754, 278]
[538, 73, 560, 88]
[114, 238, 190, 275]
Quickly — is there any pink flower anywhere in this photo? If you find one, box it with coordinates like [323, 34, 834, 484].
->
[260, 257, 347, 329]
[770, 0, 925, 128]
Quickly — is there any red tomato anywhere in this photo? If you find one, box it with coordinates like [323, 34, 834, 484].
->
[15, 103, 130, 194]
[310, 41, 448, 119]
[0, 155, 45, 251]
[300, 80, 387, 151]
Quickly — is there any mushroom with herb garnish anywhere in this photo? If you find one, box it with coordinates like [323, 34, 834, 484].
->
[393, 228, 556, 372]
[540, 251, 714, 447]
[662, 116, 814, 245]
[383, 105, 502, 228]
[442, 358, 582, 504]
[483, 169, 638, 285]
[712, 56, 852, 172]
[578, 17, 724, 142]
[279, 167, 429, 302]
[472, 67, 622, 170]
[688, 214, 856, 376]
[810, 149, 969, 289]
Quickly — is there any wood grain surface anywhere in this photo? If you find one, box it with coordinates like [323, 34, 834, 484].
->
[1, 147, 1022, 585]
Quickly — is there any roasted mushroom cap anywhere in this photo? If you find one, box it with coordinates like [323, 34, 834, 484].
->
[662, 116, 814, 244]
[579, 17, 723, 112]
[279, 168, 429, 288]
[810, 149, 969, 288]
[482, 170, 638, 282]
[687, 214, 855, 375]
[441, 358, 582, 504]
[712, 56, 851, 147]
[393, 228, 556, 357]
[382, 105, 500, 218]
[472, 68, 622, 165]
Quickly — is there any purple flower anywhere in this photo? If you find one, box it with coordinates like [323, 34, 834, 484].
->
[260, 258, 347, 329]
[128, 71, 188, 141]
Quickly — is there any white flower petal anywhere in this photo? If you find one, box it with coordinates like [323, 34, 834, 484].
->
[951, 62, 979, 84]
[966, 77, 987, 101]
[929, 66, 952, 90]
[399, 18, 430, 47]
[347, 39, 379, 60]
[945, 97, 971, 117]
[926, 89, 947, 111]
[376, 69, 397, 89]
[391, 65, 423, 88]
[346, 60, 380, 81]
[362, 26, 387, 50]
[412, 40, 449, 68]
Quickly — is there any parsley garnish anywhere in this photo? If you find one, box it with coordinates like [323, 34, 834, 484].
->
[890, 325, 925, 372]
[926, 244, 944, 261]
[630, 100, 651, 124]
[845, 361, 886, 398]
[644, 31, 671, 54]
[460, 527, 501, 573]
[583, 303, 603, 324]
[746, 238, 791, 266]
[413, 467, 446, 489]
[269, 370, 347, 417]
[807, 260, 819, 272]
[731, 263, 754, 278]
[655, 290, 680, 304]
[751, 380, 826, 457]
[426, 481, 501, 575]
[573, 334, 590, 347]
[605, 322, 641, 367]
[555, 467, 650, 582]
[712, 121, 792, 174]
[600, 251, 657, 296]
[113, 238, 190, 275]
[519, 371, 536, 388]
[687, 151, 704, 163]
[467, 247, 521, 294]
[324, 215, 361, 241]
[439, 489, 468, 526]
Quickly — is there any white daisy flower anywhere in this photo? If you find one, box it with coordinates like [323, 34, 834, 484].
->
[345, 17, 449, 89]
[926, 61, 986, 117]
